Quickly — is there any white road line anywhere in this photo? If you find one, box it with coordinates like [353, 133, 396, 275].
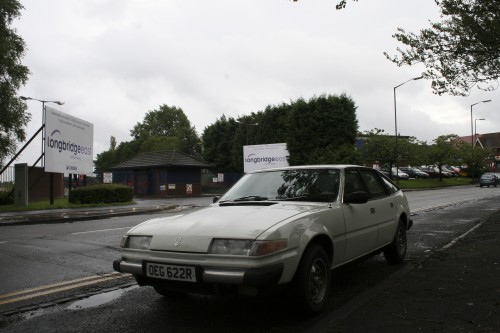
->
[441, 221, 484, 250]
[0, 241, 8, 244]
[71, 227, 131, 235]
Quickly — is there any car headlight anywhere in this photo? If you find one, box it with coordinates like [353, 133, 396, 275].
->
[209, 239, 287, 256]
[122, 236, 152, 250]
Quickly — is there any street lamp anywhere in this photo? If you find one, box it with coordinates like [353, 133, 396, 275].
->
[393, 76, 423, 184]
[20, 96, 64, 106]
[20, 96, 65, 167]
[20, 96, 65, 205]
[474, 118, 485, 148]
[470, 100, 491, 182]
[236, 120, 258, 145]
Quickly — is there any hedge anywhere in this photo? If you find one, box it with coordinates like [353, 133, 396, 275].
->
[0, 187, 14, 205]
[68, 184, 133, 204]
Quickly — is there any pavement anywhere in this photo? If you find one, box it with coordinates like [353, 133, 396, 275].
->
[1, 197, 499, 332]
[312, 208, 500, 332]
[0, 196, 212, 227]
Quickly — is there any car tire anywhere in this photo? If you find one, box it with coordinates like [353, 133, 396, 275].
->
[384, 219, 407, 265]
[153, 286, 186, 298]
[292, 244, 331, 314]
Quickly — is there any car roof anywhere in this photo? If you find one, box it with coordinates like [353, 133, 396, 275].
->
[249, 165, 367, 174]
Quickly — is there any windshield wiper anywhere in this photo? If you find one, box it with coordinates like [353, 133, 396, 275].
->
[233, 195, 269, 202]
[280, 194, 333, 202]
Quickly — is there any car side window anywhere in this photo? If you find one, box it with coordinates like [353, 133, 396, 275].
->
[344, 170, 366, 197]
[359, 169, 388, 199]
[380, 173, 399, 194]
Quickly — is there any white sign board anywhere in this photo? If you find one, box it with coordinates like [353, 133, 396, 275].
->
[243, 143, 289, 173]
[44, 107, 94, 174]
[103, 172, 113, 183]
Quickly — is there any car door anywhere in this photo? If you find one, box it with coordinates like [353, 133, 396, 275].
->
[358, 169, 397, 247]
[341, 168, 378, 260]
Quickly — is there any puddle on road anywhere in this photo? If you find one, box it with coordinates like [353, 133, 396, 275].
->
[67, 285, 138, 310]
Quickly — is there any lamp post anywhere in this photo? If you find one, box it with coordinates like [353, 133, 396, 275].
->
[393, 76, 423, 184]
[470, 100, 491, 182]
[20, 96, 65, 204]
[474, 118, 485, 147]
[20, 96, 64, 167]
[236, 121, 258, 145]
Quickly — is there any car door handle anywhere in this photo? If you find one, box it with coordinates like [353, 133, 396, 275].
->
[390, 202, 394, 208]
[370, 207, 376, 214]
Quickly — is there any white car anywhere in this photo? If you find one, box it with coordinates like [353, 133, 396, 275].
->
[114, 165, 412, 313]
[391, 167, 410, 180]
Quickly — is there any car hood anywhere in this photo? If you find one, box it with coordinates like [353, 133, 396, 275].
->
[128, 203, 320, 252]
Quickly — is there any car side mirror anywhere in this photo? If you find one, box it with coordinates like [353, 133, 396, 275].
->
[344, 191, 369, 204]
[213, 196, 220, 203]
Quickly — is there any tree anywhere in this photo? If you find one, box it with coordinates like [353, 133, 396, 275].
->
[286, 94, 359, 165]
[253, 104, 290, 145]
[94, 137, 141, 179]
[361, 129, 397, 170]
[428, 134, 464, 180]
[201, 115, 240, 172]
[385, 0, 500, 96]
[131, 104, 201, 156]
[94, 104, 201, 177]
[0, 0, 31, 166]
[202, 94, 360, 172]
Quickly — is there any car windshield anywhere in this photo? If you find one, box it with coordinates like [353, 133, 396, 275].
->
[481, 174, 494, 179]
[219, 169, 340, 203]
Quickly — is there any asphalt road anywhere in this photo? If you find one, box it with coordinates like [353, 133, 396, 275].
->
[1, 185, 499, 332]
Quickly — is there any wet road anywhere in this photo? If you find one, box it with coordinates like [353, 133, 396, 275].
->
[1, 186, 499, 332]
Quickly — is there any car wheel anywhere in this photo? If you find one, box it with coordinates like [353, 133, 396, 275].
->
[384, 219, 407, 265]
[153, 286, 186, 298]
[292, 244, 331, 314]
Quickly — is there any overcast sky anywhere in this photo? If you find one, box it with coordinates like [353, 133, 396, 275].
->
[13, 0, 499, 167]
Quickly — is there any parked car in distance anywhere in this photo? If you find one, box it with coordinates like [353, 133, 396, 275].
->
[114, 165, 412, 314]
[398, 167, 429, 179]
[418, 166, 453, 178]
[441, 166, 458, 177]
[444, 165, 461, 174]
[479, 173, 498, 187]
[391, 167, 409, 180]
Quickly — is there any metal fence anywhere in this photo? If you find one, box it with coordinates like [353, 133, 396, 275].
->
[0, 166, 14, 190]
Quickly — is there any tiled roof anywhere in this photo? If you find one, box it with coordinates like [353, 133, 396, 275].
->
[110, 150, 212, 170]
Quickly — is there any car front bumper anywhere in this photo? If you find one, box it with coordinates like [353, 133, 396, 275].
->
[113, 258, 284, 288]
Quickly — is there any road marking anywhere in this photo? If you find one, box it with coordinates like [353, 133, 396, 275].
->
[0, 241, 8, 245]
[0, 272, 131, 306]
[441, 221, 484, 250]
[71, 227, 131, 235]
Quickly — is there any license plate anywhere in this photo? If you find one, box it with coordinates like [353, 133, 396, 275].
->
[145, 262, 197, 282]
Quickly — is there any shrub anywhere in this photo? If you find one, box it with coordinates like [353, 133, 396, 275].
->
[0, 189, 14, 205]
[0, 183, 14, 205]
[68, 184, 133, 204]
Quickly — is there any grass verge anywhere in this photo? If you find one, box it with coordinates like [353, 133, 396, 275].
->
[398, 177, 473, 189]
[0, 198, 135, 213]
